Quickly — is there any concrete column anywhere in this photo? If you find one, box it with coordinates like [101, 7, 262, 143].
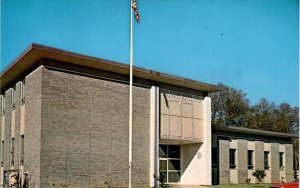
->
[202, 97, 211, 185]
[255, 141, 264, 170]
[0, 95, 3, 186]
[150, 86, 159, 187]
[14, 82, 21, 169]
[284, 144, 293, 182]
[270, 143, 279, 183]
[254, 141, 264, 183]
[237, 139, 248, 183]
[4, 89, 12, 170]
[219, 139, 230, 184]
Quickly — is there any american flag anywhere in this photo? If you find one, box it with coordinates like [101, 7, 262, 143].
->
[132, 0, 140, 22]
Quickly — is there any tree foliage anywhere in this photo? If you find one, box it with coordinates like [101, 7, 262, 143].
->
[210, 83, 250, 127]
[209, 83, 299, 134]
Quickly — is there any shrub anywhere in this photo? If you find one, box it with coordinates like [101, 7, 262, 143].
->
[252, 169, 266, 187]
[153, 171, 171, 188]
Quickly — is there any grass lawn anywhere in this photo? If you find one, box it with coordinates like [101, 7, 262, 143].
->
[213, 184, 271, 188]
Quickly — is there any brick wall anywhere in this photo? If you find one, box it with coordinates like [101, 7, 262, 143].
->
[40, 66, 150, 187]
[24, 66, 44, 188]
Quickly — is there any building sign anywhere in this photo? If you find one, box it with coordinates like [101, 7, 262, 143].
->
[160, 89, 203, 143]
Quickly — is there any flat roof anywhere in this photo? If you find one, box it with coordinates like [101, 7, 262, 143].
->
[213, 125, 298, 138]
[1, 43, 220, 93]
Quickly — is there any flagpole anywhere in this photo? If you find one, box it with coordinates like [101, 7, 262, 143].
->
[129, 0, 133, 187]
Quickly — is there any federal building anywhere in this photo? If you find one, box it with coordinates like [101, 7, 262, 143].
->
[0, 44, 296, 187]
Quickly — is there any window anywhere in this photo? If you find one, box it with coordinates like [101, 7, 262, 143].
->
[279, 152, 284, 169]
[12, 87, 16, 109]
[248, 150, 254, 169]
[21, 80, 25, 104]
[11, 138, 14, 166]
[159, 145, 181, 183]
[1, 95, 5, 115]
[229, 149, 236, 169]
[264, 151, 270, 169]
[212, 148, 218, 168]
[1, 141, 3, 166]
[20, 135, 24, 165]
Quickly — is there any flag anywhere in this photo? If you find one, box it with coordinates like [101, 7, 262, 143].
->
[132, 0, 140, 22]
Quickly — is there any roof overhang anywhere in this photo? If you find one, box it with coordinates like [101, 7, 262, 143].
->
[1, 43, 220, 93]
[213, 125, 298, 138]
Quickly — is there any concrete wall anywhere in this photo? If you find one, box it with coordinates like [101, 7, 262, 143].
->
[160, 89, 203, 143]
[219, 139, 230, 184]
[254, 141, 264, 183]
[180, 97, 211, 186]
[217, 138, 294, 185]
[40, 66, 151, 187]
[270, 143, 280, 183]
[0, 69, 38, 186]
[285, 144, 293, 182]
[237, 139, 248, 183]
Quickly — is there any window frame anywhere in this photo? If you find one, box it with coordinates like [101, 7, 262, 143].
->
[1, 95, 5, 115]
[21, 80, 25, 104]
[229, 149, 236, 169]
[159, 145, 181, 183]
[11, 138, 15, 167]
[20, 135, 25, 165]
[12, 87, 16, 109]
[248, 150, 254, 169]
[264, 151, 270, 170]
[279, 152, 284, 170]
[1, 140, 4, 167]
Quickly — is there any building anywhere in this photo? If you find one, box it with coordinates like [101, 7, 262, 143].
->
[0, 44, 218, 187]
[212, 126, 297, 185]
[0, 44, 296, 187]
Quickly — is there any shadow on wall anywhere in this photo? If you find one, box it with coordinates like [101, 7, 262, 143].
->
[181, 143, 202, 175]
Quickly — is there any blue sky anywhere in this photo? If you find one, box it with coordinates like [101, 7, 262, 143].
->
[1, 0, 299, 106]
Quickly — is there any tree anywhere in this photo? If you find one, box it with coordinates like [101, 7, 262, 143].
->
[210, 83, 299, 134]
[250, 98, 277, 131]
[209, 83, 250, 127]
